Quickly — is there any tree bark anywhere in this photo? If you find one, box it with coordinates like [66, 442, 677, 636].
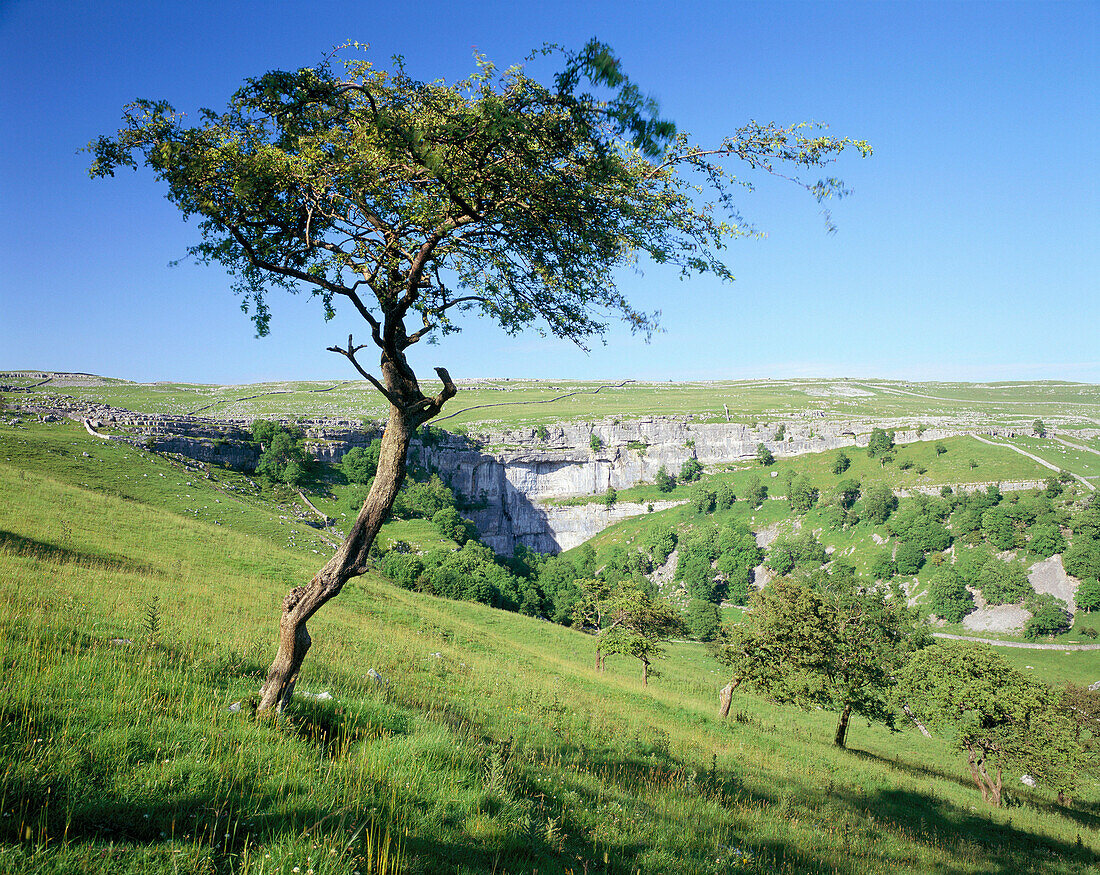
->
[257, 354, 454, 713]
[834, 702, 852, 748]
[718, 678, 741, 718]
[902, 703, 932, 738]
[642, 656, 649, 686]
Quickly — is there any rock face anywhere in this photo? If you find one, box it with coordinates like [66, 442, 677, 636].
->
[15, 393, 1012, 555]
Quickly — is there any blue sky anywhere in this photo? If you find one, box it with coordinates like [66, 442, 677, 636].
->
[1, 0, 1096, 384]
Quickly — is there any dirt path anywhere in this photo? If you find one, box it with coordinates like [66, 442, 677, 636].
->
[932, 632, 1100, 651]
[970, 434, 1095, 491]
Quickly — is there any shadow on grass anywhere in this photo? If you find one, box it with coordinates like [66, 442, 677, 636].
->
[833, 784, 1100, 873]
[0, 529, 157, 576]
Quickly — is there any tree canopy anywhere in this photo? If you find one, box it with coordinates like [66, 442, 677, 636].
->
[88, 40, 869, 712]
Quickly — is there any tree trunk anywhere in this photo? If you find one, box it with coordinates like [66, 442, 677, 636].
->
[718, 678, 741, 718]
[834, 703, 852, 748]
[257, 356, 455, 713]
[642, 656, 649, 686]
[902, 703, 932, 738]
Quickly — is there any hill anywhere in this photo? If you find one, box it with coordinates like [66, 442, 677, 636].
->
[1, 398, 1099, 872]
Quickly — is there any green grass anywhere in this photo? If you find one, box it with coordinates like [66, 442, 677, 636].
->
[2, 421, 1100, 873]
[20, 375, 1100, 431]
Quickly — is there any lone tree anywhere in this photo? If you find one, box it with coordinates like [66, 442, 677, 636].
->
[89, 41, 868, 712]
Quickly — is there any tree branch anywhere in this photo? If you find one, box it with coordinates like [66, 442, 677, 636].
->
[326, 334, 402, 406]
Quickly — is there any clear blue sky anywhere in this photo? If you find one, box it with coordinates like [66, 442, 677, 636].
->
[1, 0, 1096, 384]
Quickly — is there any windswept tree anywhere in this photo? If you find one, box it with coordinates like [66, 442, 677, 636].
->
[713, 575, 923, 748]
[897, 643, 1086, 806]
[89, 41, 868, 711]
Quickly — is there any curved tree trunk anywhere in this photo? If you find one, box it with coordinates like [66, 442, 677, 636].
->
[718, 678, 741, 718]
[257, 357, 455, 713]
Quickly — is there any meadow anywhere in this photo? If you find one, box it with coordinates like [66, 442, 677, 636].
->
[1, 415, 1099, 872]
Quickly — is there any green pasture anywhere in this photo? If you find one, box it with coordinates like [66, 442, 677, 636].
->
[15, 375, 1100, 431]
[1, 423, 1098, 872]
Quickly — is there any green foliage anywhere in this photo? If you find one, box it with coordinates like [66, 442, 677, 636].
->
[1023, 593, 1072, 640]
[254, 422, 309, 485]
[535, 424, 549, 441]
[643, 525, 678, 565]
[1033, 419, 1046, 437]
[976, 559, 1032, 606]
[717, 576, 924, 747]
[866, 428, 894, 458]
[431, 507, 477, 545]
[894, 541, 924, 576]
[715, 481, 737, 511]
[981, 506, 1016, 551]
[341, 439, 382, 484]
[686, 598, 721, 641]
[392, 474, 457, 520]
[654, 465, 676, 493]
[1077, 577, 1100, 612]
[898, 644, 1086, 805]
[788, 474, 818, 514]
[602, 485, 618, 508]
[868, 549, 897, 581]
[766, 531, 826, 576]
[832, 451, 851, 475]
[590, 432, 604, 453]
[1027, 522, 1065, 558]
[927, 567, 976, 623]
[934, 441, 947, 455]
[691, 484, 717, 514]
[743, 473, 766, 508]
[859, 483, 897, 524]
[1064, 534, 1100, 580]
[755, 442, 775, 466]
[679, 457, 703, 483]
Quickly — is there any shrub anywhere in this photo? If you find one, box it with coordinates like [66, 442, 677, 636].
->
[716, 482, 737, 510]
[1076, 577, 1100, 612]
[536, 425, 549, 441]
[928, 568, 975, 623]
[645, 526, 678, 565]
[1028, 522, 1065, 558]
[680, 457, 703, 483]
[432, 507, 476, 545]
[755, 443, 774, 466]
[895, 542, 924, 575]
[342, 440, 382, 484]
[692, 485, 717, 514]
[392, 474, 457, 519]
[766, 532, 826, 576]
[589, 433, 603, 453]
[654, 465, 676, 493]
[977, 560, 1032, 605]
[832, 451, 850, 475]
[743, 474, 766, 509]
[1023, 594, 1071, 640]
[869, 550, 897, 580]
[867, 428, 894, 458]
[686, 599, 721, 641]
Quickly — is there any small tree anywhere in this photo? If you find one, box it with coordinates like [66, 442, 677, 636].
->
[898, 644, 1084, 806]
[935, 441, 947, 456]
[755, 442, 775, 466]
[341, 440, 382, 484]
[1077, 577, 1100, 613]
[1023, 593, 1072, 640]
[575, 580, 683, 683]
[832, 451, 851, 475]
[1033, 419, 1046, 437]
[714, 577, 922, 746]
[90, 40, 867, 712]
[867, 428, 894, 458]
[743, 474, 767, 509]
[654, 465, 676, 493]
[680, 457, 704, 483]
[602, 485, 618, 509]
[590, 433, 604, 454]
[927, 567, 976, 623]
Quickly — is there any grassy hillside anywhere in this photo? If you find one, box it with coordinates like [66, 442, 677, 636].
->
[2, 422, 1099, 872]
[13, 374, 1100, 431]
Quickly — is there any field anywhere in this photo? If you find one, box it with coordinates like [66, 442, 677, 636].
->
[11, 374, 1100, 432]
[2, 405, 1100, 873]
